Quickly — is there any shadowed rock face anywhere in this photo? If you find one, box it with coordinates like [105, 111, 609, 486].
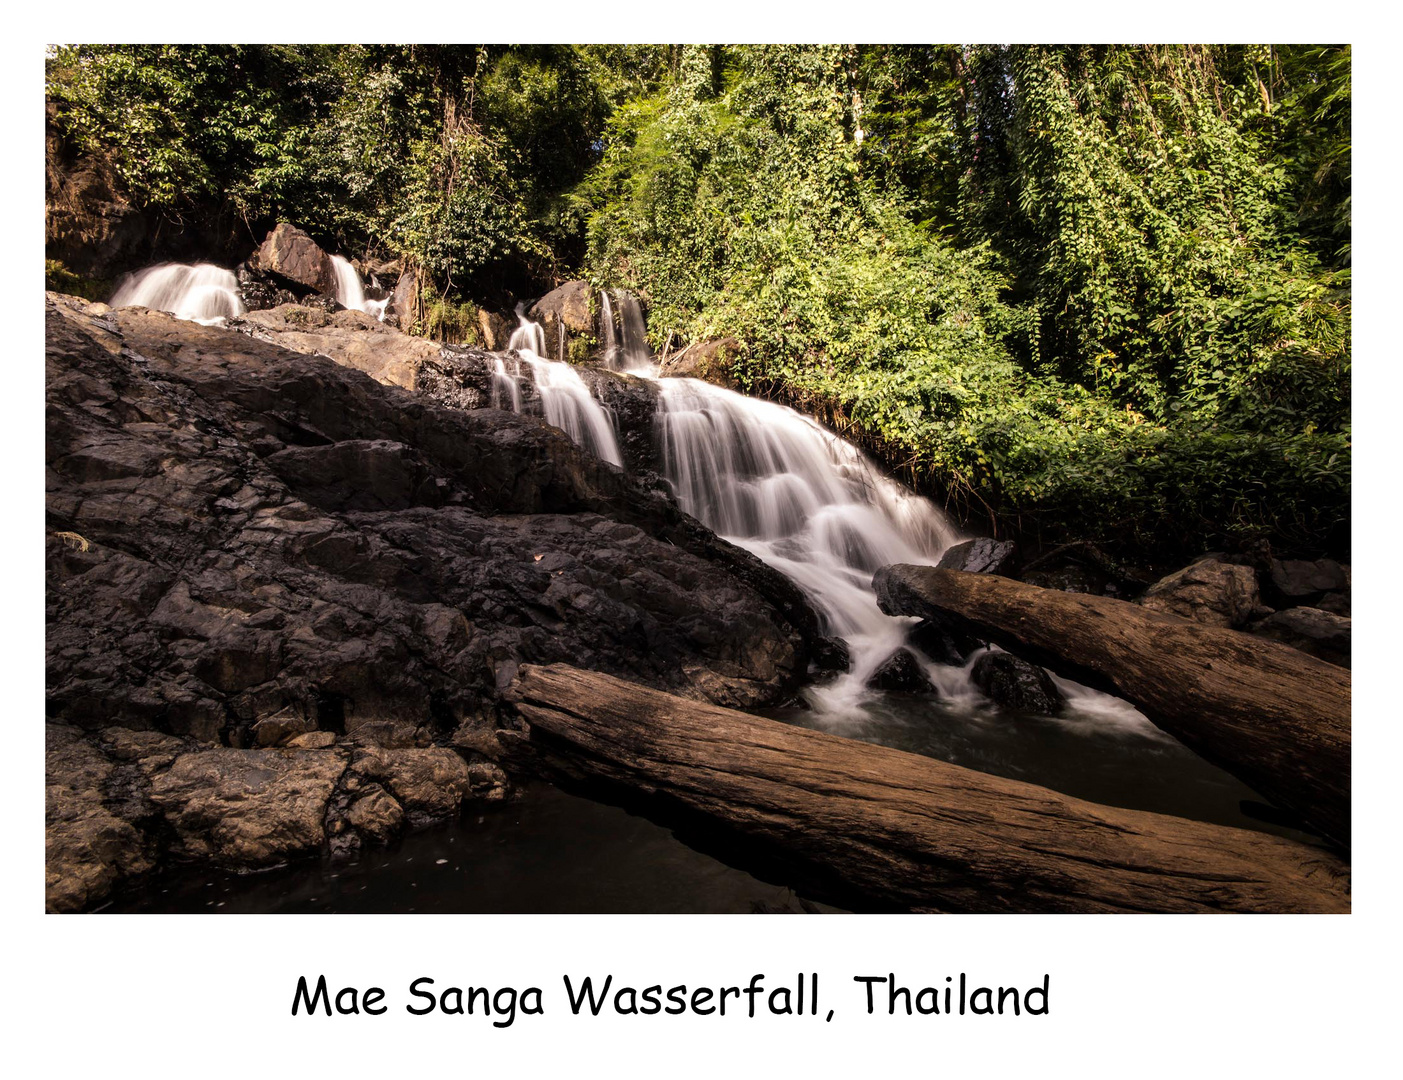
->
[44, 293, 819, 909]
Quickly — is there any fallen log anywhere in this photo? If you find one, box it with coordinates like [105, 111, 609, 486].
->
[505, 663, 1349, 913]
[873, 564, 1351, 849]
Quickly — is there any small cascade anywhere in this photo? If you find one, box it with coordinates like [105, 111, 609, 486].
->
[652, 377, 960, 712]
[507, 303, 547, 354]
[501, 308, 624, 467]
[616, 291, 654, 373]
[490, 356, 523, 412]
[109, 263, 244, 325]
[599, 289, 620, 370]
[558, 320, 566, 363]
[330, 255, 388, 321]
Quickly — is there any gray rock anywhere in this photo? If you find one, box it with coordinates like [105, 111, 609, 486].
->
[1270, 558, 1350, 599]
[936, 538, 1019, 577]
[1139, 557, 1260, 628]
[1249, 607, 1351, 668]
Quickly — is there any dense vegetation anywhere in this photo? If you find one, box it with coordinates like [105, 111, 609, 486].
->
[46, 44, 1350, 557]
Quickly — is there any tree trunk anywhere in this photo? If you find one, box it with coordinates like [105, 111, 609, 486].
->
[504, 663, 1349, 913]
[873, 564, 1351, 849]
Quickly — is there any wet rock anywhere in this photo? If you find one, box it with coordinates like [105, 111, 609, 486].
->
[866, 648, 935, 693]
[811, 636, 851, 673]
[1270, 558, 1350, 601]
[345, 785, 404, 843]
[907, 617, 981, 666]
[1139, 557, 1260, 629]
[149, 747, 348, 866]
[970, 651, 1064, 716]
[352, 747, 472, 825]
[1249, 607, 1351, 668]
[45, 725, 154, 912]
[236, 263, 300, 312]
[936, 538, 1018, 577]
[468, 762, 511, 802]
[246, 223, 336, 295]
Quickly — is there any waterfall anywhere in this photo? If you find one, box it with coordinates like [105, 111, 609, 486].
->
[330, 255, 388, 321]
[507, 303, 547, 354]
[490, 356, 523, 412]
[109, 263, 244, 325]
[616, 292, 654, 373]
[599, 289, 620, 370]
[502, 308, 624, 467]
[652, 377, 960, 712]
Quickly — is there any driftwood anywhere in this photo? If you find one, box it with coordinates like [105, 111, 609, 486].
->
[505, 663, 1349, 913]
[873, 564, 1351, 849]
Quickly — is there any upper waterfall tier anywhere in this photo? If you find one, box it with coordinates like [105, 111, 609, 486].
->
[109, 263, 245, 324]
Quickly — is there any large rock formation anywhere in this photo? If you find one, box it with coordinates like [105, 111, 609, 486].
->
[245, 223, 338, 296]
[44, 292, 819, 909]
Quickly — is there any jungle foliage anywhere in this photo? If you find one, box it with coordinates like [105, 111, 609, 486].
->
[45, 44, 1351, 556]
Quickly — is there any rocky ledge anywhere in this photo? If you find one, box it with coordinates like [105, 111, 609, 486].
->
[44, 293, 819, 910]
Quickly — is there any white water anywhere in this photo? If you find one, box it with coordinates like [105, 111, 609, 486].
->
[330, 255, 389, 320]
[616, 292, 655, 373]
[109, 263, 244, 325]
[503, 308, 624, 467]
[599, 290, 620, 370]
[651, 376, 961, 714]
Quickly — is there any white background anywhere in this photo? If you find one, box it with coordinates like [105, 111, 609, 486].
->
[4, 8, 1396, 1076]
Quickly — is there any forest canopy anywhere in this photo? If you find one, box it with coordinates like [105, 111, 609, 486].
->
[45, 44, 1351, 557]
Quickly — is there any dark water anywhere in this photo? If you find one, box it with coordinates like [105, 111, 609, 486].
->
[104, 671, 1318, 914]
[102, 782, 826, 914]
[769, 682, 1313, 840]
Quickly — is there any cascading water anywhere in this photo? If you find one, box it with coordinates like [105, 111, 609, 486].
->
[599, 290, 620, 370]
[330, 255, 389, 320]
[109, 263, 244, 325]
[652, 376, 961, 714]
[502, 307, 624, 467]
[616, 292, 654, 373]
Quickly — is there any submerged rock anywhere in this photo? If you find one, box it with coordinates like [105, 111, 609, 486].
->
[866, 648, 935, 693]
[970, 651, 1064, 716]
[1139, 556, 1260, 629]
[936, 538, 1018, 577]
[811, 636, 851, 673]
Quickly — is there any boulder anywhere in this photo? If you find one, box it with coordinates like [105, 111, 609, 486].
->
[1249, 607, 1352, 668]
[345, 785, 404, 843]
[149, 747, 348, 866]
[936, 538, 1019, 577]
[659, 338, 742, 387]
[529, 280, 595, 338]
[970, 651, 1064, 716]
[866, 648, 935, 693]
[352, 747, 472, 824]
[1138, 556, 1260, 628]
[811, 636, 851, 673]
[246, 223, 336, 295]
[387, 268, 419, 329]
[1270, 558, 1350, 601]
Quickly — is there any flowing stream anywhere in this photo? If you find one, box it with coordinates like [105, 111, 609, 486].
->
[330, 254, 389, 320]
[109, 263, 245, 324]
[503, 308, 624, 466]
